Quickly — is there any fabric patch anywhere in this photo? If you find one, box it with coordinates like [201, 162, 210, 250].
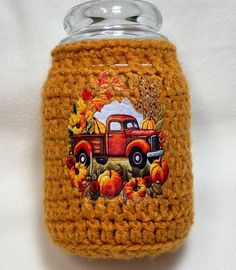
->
[66, 72, 169, 203]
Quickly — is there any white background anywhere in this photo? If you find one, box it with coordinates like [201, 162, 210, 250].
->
[0, 0, 236, 269]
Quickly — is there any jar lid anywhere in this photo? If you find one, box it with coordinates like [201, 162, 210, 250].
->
[61, 0, 167, 44]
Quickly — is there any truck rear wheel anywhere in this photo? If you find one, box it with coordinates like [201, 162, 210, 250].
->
[129, 147, 147, 169]
[76, 149, 90, 167]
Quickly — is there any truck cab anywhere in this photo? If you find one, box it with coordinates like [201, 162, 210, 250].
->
[106, 115, 163, 168]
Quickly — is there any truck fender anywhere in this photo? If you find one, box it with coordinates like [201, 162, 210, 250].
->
[126, 139, 150, 157]
[74, 140, 92, 157]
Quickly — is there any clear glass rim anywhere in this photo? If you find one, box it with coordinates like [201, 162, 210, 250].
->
[60, 0, 167, 44]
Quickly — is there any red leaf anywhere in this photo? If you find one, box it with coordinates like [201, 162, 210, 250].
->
[97, 72, 107, 86]
[82, 87, 94, 101]
[103, 90, 113, 100]
[111, 76, 119, 84]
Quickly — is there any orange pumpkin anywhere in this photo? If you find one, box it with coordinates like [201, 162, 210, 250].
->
[150, 159, 169, 184]
[98, 170, 123, 198]
[124, 177, 146, 202]
[141, 117, 156, 130]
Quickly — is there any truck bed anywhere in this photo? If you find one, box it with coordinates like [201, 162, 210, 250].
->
[72, 134, 106, 156]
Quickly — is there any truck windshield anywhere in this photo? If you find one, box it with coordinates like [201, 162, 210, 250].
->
[124, 120, 139, 129]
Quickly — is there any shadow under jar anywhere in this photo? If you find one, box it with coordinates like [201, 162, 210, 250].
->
[42, 0, 193, 259]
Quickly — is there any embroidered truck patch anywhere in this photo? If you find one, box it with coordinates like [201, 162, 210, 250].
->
[66, 73, 169, 203]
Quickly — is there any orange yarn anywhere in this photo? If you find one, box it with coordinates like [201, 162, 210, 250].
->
[42, 39, 193, 259]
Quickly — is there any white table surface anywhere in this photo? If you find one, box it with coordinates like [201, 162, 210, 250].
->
[0, 0, 236, 269]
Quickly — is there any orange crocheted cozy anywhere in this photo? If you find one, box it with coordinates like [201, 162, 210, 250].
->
[42, 39, 193, 259]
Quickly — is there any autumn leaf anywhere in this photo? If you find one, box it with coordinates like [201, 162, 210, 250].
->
[111, 76, 119, 84]
[97, 72, 107, 86]
[155, 120, 163, 131]
[111, 76, 125, 92]
[72, 126, 83, 135]
[80, 110, 85, 116]
[77, 98, 87, 113]
[69, 113, 82, 127]
[114, 85, 124, 92]
[82, 87, 95, 101]
[100, 82, 110, 89]
[90, 97, 106, 112]
[85, 110, 93, 121]
[102, 89, 113, 100]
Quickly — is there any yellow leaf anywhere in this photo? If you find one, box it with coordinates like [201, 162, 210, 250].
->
[77, 97, 87, 113]
[90, 97, 106, 112]
[69, 114, 81, 127]
[85, 110, 93, 121]
[72, 126, 83, 135]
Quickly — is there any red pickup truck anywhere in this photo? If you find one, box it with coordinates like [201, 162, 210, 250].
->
[70, 114, 164, 169]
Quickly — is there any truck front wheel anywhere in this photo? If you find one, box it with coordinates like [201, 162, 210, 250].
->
[76, 149, 90, 167]
[96, 157, 108, 165]
[128, 147, 147, 169]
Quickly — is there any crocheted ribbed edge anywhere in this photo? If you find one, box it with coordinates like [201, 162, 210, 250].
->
[55, 234, 188, 259]
[51, 39, 176, 56]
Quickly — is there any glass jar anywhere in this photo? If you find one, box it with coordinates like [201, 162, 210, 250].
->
[42, 0, 193, 259]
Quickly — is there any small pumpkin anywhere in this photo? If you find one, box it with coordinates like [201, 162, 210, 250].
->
[93, 117, 106, 134]
[150, 159, 169, 184]
[124, 177, 146, 202]
[98, 170, 123, 198]
[141, 117, 156, 130]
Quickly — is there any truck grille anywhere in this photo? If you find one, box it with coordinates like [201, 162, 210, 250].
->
[151, 135, 158, 151]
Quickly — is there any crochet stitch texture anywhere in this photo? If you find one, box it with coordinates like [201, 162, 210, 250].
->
[42, 39, 193, 259]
